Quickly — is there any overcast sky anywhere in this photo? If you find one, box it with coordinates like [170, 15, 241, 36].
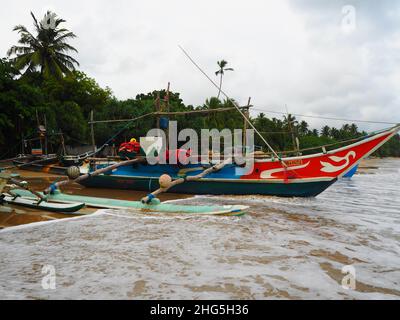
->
[1, 0, 399, 131]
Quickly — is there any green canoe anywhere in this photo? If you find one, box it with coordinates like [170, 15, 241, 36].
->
[2, 194, 85, 213]
[9, 189, 248, 216]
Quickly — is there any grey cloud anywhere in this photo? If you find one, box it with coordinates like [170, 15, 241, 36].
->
[1, 0, 399, 132]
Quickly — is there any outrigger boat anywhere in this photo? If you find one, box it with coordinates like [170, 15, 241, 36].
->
[79, 125, 400, 197]
[1, 193, 85, 213]
[9, 189, 247, 216]
[0, 169, 248, 216]
[0, 172, 85, 213]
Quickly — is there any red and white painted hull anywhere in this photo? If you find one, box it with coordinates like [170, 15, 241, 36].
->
[248, 125, 400, 183]
[80, 125, 400, 197]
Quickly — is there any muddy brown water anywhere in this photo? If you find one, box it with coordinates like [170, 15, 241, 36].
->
[0, 158, 399, 299]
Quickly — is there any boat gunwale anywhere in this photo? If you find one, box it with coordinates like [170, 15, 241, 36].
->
[253, 125, 400, 163]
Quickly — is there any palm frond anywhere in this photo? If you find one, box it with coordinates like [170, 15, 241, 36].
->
[218, 60, 227, 68]
[55, 18, 66, 28]
[54, 31, 77, 43]
[55, 52, 80, 66]
[52, 42, 78, 53]
[12, 52, 34, 70]
[30, 11, 41, 33]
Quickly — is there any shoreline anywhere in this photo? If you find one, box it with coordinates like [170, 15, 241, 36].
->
[0, 157, 392, 229]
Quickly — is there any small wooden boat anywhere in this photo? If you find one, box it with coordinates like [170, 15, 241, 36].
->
[60, 151, 97, 167]
[12, 154, 68, 175]
[0, 173, 85, 213]
[1, 194, 85, 213]
[10, 189, 248, 216]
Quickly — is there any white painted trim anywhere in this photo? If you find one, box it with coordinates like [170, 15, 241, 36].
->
[253, 125, 400, 163]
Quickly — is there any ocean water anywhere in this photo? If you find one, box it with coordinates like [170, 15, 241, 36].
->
[0, 159, 399, 299]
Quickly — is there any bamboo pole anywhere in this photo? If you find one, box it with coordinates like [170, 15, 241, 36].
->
[88, 108, 238, 124]
[60, 132, 67, 156]
[155, 92, 161, 129]
[35, 109, 43, 154]
[8, 178, 46, 201]
[44, 114, 48, 155]
[243, 97, 251, 151]
[43, 157, 146, 194]
[90, 110, 96, 152]
[141, 158, 231, 203]
[164, 83, 170, 149]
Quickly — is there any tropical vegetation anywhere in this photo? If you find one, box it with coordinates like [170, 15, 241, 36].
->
[1, 11, 399, 159]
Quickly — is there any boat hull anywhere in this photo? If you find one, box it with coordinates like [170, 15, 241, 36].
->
[79, 175, 337, 197]
[343, 164, 358, 178]
[13, 159, 68, 175]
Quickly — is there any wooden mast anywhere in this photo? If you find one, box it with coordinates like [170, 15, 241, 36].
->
[44, 114, 48, 155]
[35, 109, 43, 154]
[164, 82, 170, 149]
[242, 97, 252, 153]
[90, 110, 96, 152]
[155, 92, 161, 129]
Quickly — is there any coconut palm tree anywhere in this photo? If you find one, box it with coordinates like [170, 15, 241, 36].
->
[349, 123, 359, 136]
[321, 125, 331, 137]
[215, 60, 233, 100]
[298, 120, 309, 136]
[7, 11, 79, 79]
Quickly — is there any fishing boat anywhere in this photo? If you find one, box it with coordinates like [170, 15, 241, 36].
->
[78, 124, 400, 197]
[12, 155, 68, 175]
[60, 151, 95, 167]
[0, 173, 85, 213]
[1, 194, 85, 213]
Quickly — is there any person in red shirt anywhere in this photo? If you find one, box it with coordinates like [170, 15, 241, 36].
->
[118, 138, 141, 159]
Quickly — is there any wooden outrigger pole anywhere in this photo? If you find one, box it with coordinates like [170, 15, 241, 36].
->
[141, 157, 232, 203]
[43, 157, 146, 194]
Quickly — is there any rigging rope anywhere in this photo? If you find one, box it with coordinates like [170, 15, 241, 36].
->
[252, 107, 398, 125]
[178, 45, 286, 166]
